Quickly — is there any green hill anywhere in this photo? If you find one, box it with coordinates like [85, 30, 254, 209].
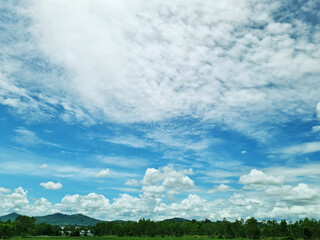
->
[0, 212, 20, 222]
[163, 217, 190, 223]
[0, 212, 102, 226]
[35, 213, 102, 225]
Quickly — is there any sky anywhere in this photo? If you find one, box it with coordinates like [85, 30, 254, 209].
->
[0, 0, 320, 221]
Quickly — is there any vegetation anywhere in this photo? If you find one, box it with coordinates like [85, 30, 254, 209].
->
[1, 214, 320, 239]
[0, 237, 254, 240]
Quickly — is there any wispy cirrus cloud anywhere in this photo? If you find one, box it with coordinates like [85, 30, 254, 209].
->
[276, 142, 320, 155]
[12, 127, 62, 148]
[0, 159, 137, 180]
[97, 155, 149, 168]
[104, 135, 153, 149]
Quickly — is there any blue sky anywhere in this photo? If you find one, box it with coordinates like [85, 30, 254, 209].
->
[0, 0, 320, 221]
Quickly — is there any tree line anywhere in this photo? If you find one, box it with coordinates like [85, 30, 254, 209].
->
[1, 215, 320, 239]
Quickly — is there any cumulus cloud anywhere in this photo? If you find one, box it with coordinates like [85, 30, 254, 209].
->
[239, 169, 285, 186]
[142, 186, 165, 198]
[266, 183, 319, 203]
[40, 181, 62, 190]
[0, 187, 11, 194]
[0, 187, 29, 214]
[207, 184, 232, 194]
[23, 198, 55, 216]
[142, 165, 194, 191]
[55, 193, 110, 216]
[94, 168, 111, 178]
[2, 180, 320, 221]
[229, 193, 255, 207]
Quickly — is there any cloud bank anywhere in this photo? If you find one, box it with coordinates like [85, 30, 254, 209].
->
[1, 167, 320, 220]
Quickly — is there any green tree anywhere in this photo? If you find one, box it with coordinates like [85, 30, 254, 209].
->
[245, 217, 260, 239]
[14, 215, 36, 237]
[0, 224, 15, 239]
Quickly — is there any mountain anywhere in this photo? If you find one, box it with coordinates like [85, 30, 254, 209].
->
[163, 217, 190, 223]
[0, 212, 20, 222]
[0, 212, 102, 226]
[1, 213, 189, 225]
[35, 213, 102, 226]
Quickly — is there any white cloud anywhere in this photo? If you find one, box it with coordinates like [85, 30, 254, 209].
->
[125, 179, 140, 187]
[316, 102, 320, 119]
[1, 1, 319, 141]
[0, 153, 137, 180]
[94, 168, 111, 178]
[312, 126, 320, 132]
[55, 193, 110, 216]
[23, 198, 55, 216]
[142, 165, 194, 191]
[266, 183, 319, 203]
[0, 187, 11, 194]
[12, 127, 62, 148]
[229, 193, 253, 206]
[266, 163, 320, 183]
[207, 184, 232, 194]
[104, 135, 153, 149]
[40, 164, 48, 168]
[145, 124, 220, 151]
[40, 181, 62, 190]
[168, 194, 209, 219]
[241, 150, 247, 154]
[112, 187, 140, 193]
[142, 185, 165, 198]
[2, 178, 320, 221]
[279, 142, 320, 155]
[0, 187, 29, 214]
[97, 155, 148, 168]
[239, 169, 285, 186]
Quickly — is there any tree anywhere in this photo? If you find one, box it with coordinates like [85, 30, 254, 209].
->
[245, 217, 260, 239]
[0, 224, 15, 239]
[34, 223, 54, 236]
[14, 215, 36, 237]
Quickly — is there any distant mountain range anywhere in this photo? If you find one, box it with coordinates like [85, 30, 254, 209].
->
[0, 212, 189, 226]
[163, 217, 190, 223]
[0, 212, 102, 226]
[0, 212, 20, 222]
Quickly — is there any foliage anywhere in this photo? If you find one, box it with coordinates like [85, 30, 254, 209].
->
[1, 214, 320, 239]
